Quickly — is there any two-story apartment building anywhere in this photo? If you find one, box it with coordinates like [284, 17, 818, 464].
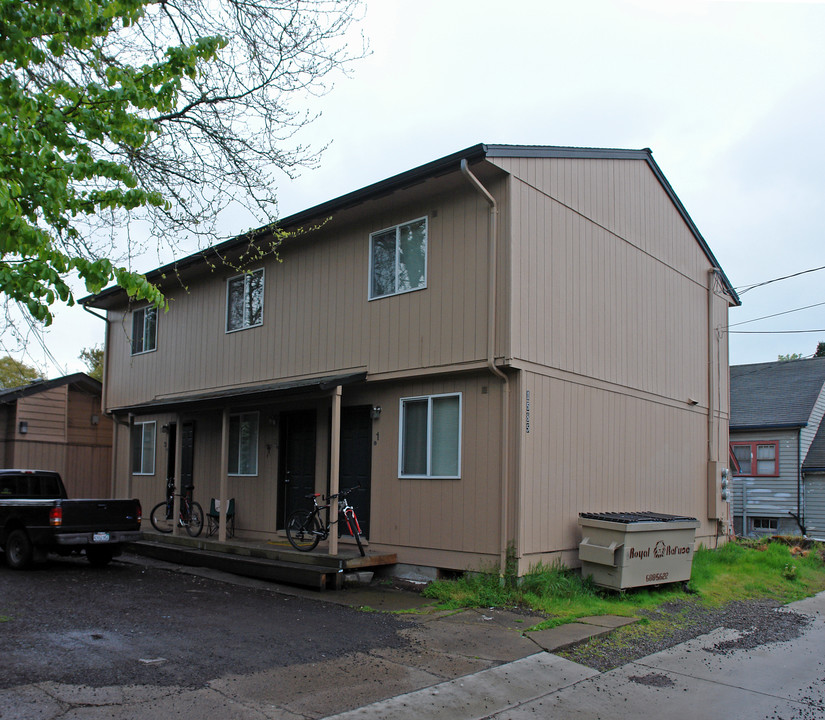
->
[83, 144, 739, 576]
[730, 357, 825, 538]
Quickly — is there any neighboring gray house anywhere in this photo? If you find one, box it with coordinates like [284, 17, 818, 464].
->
[730, 357, 825, 538]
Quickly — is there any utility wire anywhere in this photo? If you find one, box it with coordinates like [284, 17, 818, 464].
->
[735, 265, 825, 295]
[729, 329, 825, 334]
[728, 300, 825, 328]
[15, 303, 67, 377]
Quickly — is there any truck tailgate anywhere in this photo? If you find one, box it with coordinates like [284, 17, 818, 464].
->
[59, 500, 141, 531]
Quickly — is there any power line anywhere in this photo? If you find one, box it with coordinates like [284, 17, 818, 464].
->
[735, 265, 825, 295]
[728, 300, 825, 328]
[729, 329, 825, 334]
[15, 303, 67, 377]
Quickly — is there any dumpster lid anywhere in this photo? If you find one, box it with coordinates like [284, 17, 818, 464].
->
[579, 511, 698, 524]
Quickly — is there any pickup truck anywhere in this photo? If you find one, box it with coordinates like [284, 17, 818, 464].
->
[0, 469, 142, 569]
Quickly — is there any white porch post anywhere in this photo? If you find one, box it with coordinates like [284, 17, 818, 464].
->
[219, 408, 230, 542]
[172, 414, 183, 536]
[329, 386, 342, 556]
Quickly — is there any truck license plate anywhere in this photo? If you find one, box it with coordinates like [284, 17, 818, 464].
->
[92, 532, 110, 543]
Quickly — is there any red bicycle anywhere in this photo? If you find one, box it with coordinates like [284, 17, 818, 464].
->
[286, 486, 365, 556]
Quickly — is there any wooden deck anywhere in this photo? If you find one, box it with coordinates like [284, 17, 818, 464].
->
[127, 532, 397, 590]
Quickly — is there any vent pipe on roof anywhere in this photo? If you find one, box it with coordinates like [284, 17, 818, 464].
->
[460, 159, 512, 579]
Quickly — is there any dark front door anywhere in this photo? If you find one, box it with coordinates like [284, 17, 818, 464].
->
[338, 406, 372, 537]
[180, 421, 195, 494]
[165, 421, 196, 498]
[278, 410, 317, 528]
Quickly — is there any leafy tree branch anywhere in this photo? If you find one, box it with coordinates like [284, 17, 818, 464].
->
[1, 0, 365, 325]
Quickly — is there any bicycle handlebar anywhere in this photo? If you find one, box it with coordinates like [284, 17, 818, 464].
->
[302, 485, 362, 502]
[328, 485, 362, 500]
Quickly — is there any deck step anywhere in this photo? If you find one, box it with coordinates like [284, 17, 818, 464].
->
[126, 535, 397, 591]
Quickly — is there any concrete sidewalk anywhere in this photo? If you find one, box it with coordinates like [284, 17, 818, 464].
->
[115, 555, 825, 719]
[322, 592, 825, 720]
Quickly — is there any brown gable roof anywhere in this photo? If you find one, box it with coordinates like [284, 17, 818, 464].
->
[0, 373, 102, 404]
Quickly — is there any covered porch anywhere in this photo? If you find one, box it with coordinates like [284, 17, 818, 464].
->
[111, 371, 375, 557]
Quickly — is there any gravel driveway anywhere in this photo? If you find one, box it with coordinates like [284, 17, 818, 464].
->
[558, 597, 814, 671]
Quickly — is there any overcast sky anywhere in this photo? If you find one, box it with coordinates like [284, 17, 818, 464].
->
[26, 0, 825, 376]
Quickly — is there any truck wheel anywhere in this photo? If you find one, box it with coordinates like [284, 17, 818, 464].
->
[86, 546, 114, 567]
[5, 529, 33, 570]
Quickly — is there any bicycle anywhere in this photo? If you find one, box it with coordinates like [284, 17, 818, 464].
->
[286, 486, 365, 556]
[149, 479, 204, 537]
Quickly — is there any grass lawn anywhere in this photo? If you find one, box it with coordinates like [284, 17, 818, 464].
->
[420, 538, 825, 631]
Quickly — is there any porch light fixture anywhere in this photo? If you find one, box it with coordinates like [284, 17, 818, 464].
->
[90, 415, 100, 426]
[161, 424, 169, 433]
[371, 406, 382, 420]
[18, 420, 28, 434]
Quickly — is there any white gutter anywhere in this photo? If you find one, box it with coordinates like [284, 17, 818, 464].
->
[460, 159, 512, 577]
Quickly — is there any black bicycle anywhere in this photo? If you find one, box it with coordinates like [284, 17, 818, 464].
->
[286, 486, 365, 556]
[150, 479, 204, 537]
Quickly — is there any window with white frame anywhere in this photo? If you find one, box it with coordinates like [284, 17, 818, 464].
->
[730, 441, 779, 477]
[399, 393, 461, 478]
[369, 217, 427, 299]
[131, 421, 156, 475]
[228, 412, 259, 475]
[131, 306, 157, 355]
[226, 268, 264, 332]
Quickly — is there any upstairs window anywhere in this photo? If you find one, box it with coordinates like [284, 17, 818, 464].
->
[730, 441, 779, 477]
[369, 217, 427, 299]
[131, 421, 156, 475]
[131, 306, 157, 355]
[226, 268, 264, 332]
[399, 393, 461, 479]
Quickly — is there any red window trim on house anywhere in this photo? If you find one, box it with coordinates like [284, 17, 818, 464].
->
[729, 440, 779, 477]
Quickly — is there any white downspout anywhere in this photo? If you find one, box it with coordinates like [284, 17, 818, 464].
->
[460, 159, 512, 578]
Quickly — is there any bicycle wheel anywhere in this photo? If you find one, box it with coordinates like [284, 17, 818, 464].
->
[150, 501, 174, 533]
[185, 501, 204, 537]
[345, 510, 365, 557]
[286, 510, 321, 551]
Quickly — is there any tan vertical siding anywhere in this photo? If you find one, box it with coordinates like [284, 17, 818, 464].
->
[16, 387, 67, 441]
[100, 153, 733, 573]
[12, 441, 67, 477]
[495, 155, 732, 565]
[518, 369, 715, 564]
[64, 445, 112, 497]
[0, 405, 10, 466]
[111, 373, 504, 569]
[498, 155, 725, 406]
[66, 390, 112, 446]
[104, 172, 509, 411]
[362, 373, 501, 562]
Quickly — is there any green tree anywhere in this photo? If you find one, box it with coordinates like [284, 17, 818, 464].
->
[778, 353, 803, 362]
[816, 342, 825, 358]
[0, 0, 364, 324]
[79, 345, 104, 381]
[0, 356, 44, 389]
